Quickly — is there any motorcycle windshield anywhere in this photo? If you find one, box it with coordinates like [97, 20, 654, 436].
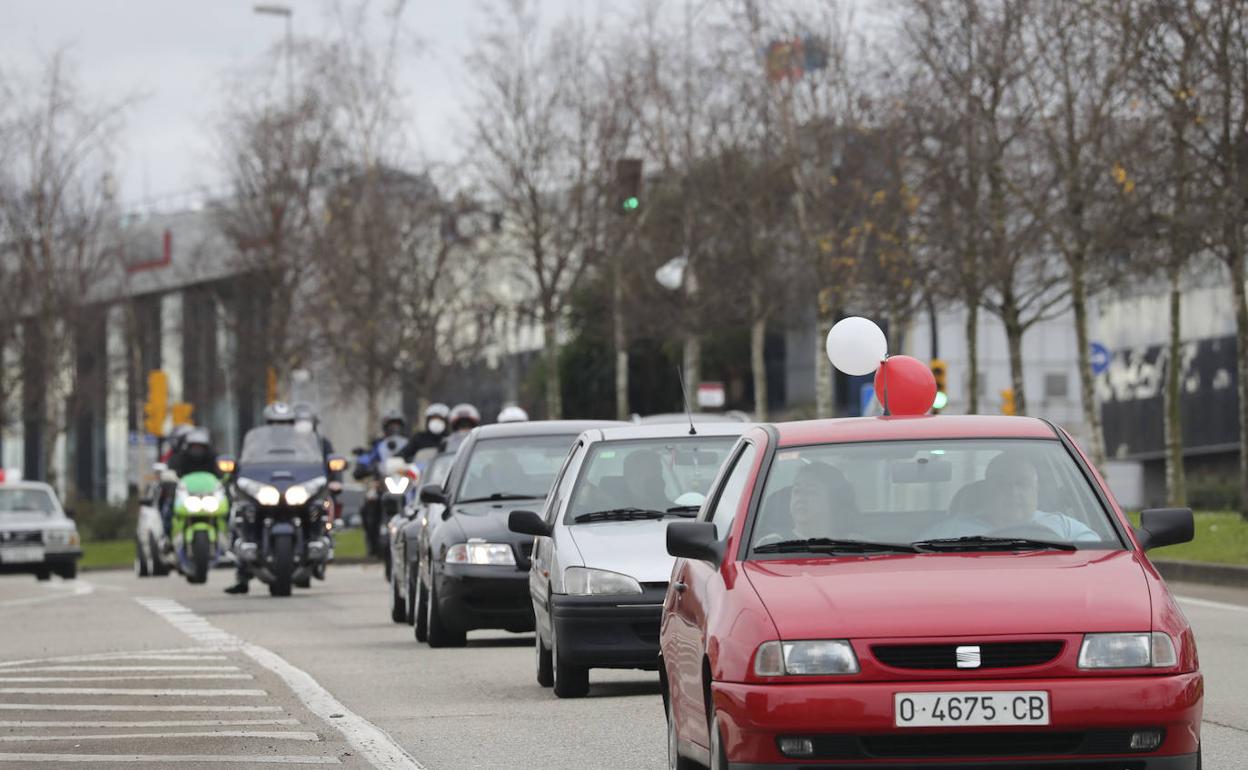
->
[240, 426, 323, 465]
[180, 471, 222, 496]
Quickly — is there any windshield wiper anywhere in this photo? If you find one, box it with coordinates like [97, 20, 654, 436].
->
[910, 535, 1077, 552]
[753, 537, 919, 555]
[664, 505, 701, 517]
[574, 507, 668, 523]
[457, 492, 538, 504]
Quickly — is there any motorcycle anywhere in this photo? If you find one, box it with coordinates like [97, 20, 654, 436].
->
[354, 434, 409, 560]
[135, 465, 176, 578]
[378, 457, 419, 582]
[170, 471, 230, 584]
[223, 425, 347, 597]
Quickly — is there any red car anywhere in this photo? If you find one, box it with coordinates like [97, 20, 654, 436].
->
[661, 415, 1201, 770]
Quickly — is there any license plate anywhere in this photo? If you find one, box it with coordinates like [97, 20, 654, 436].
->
[0, 546, 46, 564]
[895, 691, 1049, 727]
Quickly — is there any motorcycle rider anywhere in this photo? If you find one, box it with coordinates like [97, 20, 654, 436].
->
[224, 402, 301, 595]
[162, 427, 221, 535]
[497, 404, 529, 423]
[353, 410, 409, 556]
[441, 403, 482, 453]
[398, 402, 450, 462]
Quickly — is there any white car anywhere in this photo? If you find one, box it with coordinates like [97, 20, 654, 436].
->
[0, 481, 82, 580]
[508, 422, 749, 697]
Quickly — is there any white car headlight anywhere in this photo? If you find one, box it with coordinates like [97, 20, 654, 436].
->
[44, 529, 79, 547]
[384, 476, 410, 495]
[563, 566, 643, 596]
[238, 477, 281, 507]
[754, 640, 860, 676]
[445, 541, 516, 565]
[1078, 632, 1177, 669]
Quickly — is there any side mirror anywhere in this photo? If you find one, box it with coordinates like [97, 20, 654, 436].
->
[420, 484, 447, 506]
[327, 455, 348, 473]
[666, 521, 723, 565]
[1135, 508, 1195, 551]
[509, 510, 551, 538]
[216, 456, 237, 475]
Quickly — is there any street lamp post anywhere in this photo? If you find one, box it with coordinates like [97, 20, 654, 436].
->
[253, 4, 294, 109]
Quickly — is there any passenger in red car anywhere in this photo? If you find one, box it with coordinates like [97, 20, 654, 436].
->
[756, 463, 857, 544]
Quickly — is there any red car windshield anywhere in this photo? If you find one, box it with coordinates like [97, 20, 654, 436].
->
[750, 439, 1121, 552]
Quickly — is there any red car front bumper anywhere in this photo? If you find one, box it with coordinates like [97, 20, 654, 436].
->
[712, 672, 1203, 768]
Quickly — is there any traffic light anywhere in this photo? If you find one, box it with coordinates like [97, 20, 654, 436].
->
[1000, 388, 1016, 416]
[171, 402, 194, 427]
[614, 158, 642, 213]
[144, 370, 168, 436]
[930, 358, 947, 412]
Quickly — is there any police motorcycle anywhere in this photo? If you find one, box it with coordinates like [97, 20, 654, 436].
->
[135, 465, 177, 578]
[221, 424, 348, 597]
[352, 409, 409, 564]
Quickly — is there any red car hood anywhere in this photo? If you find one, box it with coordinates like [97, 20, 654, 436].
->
[743, 550, 1152, 639]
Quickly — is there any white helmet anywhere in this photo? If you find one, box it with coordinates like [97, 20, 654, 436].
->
[497, 405, 529, 423]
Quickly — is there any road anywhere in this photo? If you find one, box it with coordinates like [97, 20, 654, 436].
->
[0, 565, 1245, 769]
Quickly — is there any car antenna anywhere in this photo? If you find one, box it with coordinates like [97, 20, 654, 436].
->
[676, 366, 697, 435]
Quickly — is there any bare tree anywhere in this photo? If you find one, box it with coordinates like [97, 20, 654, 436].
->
[465, 0, 626, 418]
[0, 52, 126, 492]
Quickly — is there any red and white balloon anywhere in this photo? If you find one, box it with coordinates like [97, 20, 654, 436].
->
[825, 317, 937, 416]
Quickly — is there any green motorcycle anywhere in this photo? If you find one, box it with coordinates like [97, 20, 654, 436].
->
[172, 471, 229, 584]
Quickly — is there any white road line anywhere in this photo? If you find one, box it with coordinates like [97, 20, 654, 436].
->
[0, 753, 339, 764]
[138, 597, 425, 770]
[1176, 595, 1248, 613]
[0, 651, 228, 669]
[0, 687, 265, 697]
[0, 704, 282, 713]
[0, 730, 321, 743]
[0, 719, 301, 728]
[0, 580, 95, 608]
[0, 674, 253, 682]
[12, 666, 241, 673]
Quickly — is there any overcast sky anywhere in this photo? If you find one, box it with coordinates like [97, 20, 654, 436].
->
[0, 0, 589, 207]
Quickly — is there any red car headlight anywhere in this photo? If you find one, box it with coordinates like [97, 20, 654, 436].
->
[753, 640, 860, 676]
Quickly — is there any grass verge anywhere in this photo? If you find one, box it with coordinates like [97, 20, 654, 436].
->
[1130, 511, 1248, 565]
[81, 527, 371, 571]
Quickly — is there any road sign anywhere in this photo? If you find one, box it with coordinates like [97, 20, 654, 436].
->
[696, 382, 726, 409]
[1090, 342, 1111, 375]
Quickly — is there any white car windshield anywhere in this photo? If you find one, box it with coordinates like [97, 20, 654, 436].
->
[750, 439, 1121, 553]
[566, 436, 736, 523]
[0, 488, 58, 516]
[457, 435, 577, 503]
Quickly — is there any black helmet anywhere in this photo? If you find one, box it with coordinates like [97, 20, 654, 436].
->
[263, 402, 296, 425]
[448, 403, 481, 432]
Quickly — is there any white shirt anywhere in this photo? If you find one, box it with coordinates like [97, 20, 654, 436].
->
[922, 510, 1101, 544]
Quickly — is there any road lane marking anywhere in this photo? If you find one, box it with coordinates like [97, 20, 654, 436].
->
[1176, 595, 1248, 613]
[0, 704, 281, 712]
[0, 651, 229, 669]
[0, 753, 339, 764]
[0, 580, 95, 608]
[0, 719, 301, 728]
[137, 597, 426, 770]
[12, 666, 241, 672]
[0, 730, 321, 743]
[0, 687, 265, 696]
[0, 674, 253, 682]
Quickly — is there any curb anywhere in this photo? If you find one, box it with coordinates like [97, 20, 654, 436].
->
[1153, 559, 1248, 590]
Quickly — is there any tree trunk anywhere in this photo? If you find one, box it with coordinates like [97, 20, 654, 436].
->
[814, 303, 836, 418]
[613, 254, 629, 421]
[751, 313, 768, 421]
[543, 313, 562, 420]
[1003, 307, 1026, 415]
[1069, 258, 1106, 470]
[1164, 264, 1186, 507]
[682, 333, 701, 413]
[965, 302, 980, 414]
[1231, 253, 1248, 520]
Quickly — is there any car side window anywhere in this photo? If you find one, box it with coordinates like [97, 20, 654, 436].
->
[706, 442, 757, 538]
[543, 441, 583, 525]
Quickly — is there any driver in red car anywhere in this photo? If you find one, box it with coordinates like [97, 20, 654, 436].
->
[925, 452, 1098, 542]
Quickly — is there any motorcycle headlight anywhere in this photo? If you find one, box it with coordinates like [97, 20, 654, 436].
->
[184, 495, 204, 513]
[238, 477, 281, 507]
[563, 566, 643, 596]
[1078, 632, 1177, 669]
[445, 541, 516, 565]
[200, 495, 222, 513]
[285, 476, 327, 506]
[384, 475, 410, 495]
[753, 640, 859, 676]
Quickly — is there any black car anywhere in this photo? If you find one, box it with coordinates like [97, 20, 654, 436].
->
[413, 420, 621, 647]
[389, 446, 457, 626]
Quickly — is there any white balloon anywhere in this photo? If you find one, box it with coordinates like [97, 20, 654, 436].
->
[825, 317, 888, 376]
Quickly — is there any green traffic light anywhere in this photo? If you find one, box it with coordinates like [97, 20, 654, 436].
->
[933, 391, 948, 410]
[622, 196, 639, 211]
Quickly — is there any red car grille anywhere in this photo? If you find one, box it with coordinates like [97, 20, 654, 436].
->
[872, 641, 1064, 670]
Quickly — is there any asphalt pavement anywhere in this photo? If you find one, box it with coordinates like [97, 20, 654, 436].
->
[0, 564, 1244, 769]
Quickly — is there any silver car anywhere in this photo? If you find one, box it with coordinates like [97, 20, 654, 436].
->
[0, 481, 82, 580]
[509, 422, 748, 698]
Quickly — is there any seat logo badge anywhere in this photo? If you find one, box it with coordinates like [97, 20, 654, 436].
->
[956, 645, 982, 669]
